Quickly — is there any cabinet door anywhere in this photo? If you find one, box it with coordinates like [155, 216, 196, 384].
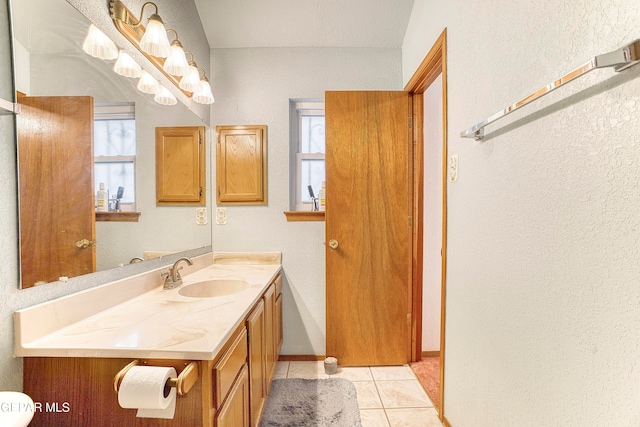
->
[247, 299, 266, 427]
[264, 283, 276, 384]
[216, 365, 250, 427]
[275, 293, 283, 355]
[216, 125, 267, 205]
[156, 126, 205, 206]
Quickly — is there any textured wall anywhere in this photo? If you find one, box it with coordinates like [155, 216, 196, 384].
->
[403, 0, 640, 425]
[209, 47, 403, 356]
[0, 0, 211, 391]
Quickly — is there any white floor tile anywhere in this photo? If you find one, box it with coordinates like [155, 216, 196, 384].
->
[286, 361, 329, 379]
[376, 380, 433, 409]
[385, 408, 442, 427]
[353, 381, 383, 409]
[330, 366, 373, 381]
[370, 366, 417, 381]
[273, 361, 289, 379]
[360, 409, 390, 427]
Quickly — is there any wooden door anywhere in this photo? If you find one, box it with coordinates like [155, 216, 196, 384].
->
[325, 91, 412, 366]
[17, 95, 95, 287]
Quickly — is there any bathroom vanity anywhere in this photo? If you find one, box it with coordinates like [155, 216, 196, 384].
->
[14, 253, 283, 427]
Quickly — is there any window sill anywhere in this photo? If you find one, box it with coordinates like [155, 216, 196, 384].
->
[283, 211, 325, 222]
[96, 212, 141, 222]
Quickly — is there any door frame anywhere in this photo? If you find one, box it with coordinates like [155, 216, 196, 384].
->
[405, 29, 448, 419]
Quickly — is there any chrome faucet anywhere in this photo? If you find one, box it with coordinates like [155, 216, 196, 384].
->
[162, 257, 193, 289]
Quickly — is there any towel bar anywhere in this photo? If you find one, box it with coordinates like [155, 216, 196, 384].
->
[461, 39, 640, 140]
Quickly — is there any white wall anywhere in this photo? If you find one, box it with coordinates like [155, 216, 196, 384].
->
[404, 0, 640, 425]
[422, 74, 443, 352]
[209, 47, 402, 356]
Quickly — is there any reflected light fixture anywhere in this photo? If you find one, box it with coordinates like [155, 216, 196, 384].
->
[113, 50, 142, 78]
[82, 24, 118, 60]
[110, 0, 214, 104]
[137, 70, 160, 94]
[154, 86, 178, 105]
[193, 76, 215, 105]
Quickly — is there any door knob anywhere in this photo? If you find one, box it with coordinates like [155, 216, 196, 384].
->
[328, 239, 339, 250]
[76, 239, 96, 249]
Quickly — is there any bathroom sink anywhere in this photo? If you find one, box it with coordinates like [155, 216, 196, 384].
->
[178, 279, 249, 298]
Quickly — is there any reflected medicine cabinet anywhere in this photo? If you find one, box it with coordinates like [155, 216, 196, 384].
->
[156, 126, 206, 206]
[216, 125, 267, 205]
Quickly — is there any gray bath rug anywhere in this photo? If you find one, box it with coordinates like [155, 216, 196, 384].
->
[260, 378, 362, 427]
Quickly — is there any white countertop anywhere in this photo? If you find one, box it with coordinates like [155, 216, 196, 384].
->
[14, 253, 282, 360]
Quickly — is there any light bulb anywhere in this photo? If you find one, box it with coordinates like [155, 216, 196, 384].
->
[163, 41, 189, 76]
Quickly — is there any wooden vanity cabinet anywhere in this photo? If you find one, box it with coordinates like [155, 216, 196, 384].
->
[22, 273, 283, 427]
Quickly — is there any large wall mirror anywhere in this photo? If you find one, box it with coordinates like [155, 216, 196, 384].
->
[10, 0, 212, 288]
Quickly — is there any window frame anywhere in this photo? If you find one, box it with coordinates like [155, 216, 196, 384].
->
[93, 102, 137, 211]
[289, 100, 325, 211]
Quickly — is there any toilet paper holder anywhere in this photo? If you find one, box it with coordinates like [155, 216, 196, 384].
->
[114, 359, 199, 396]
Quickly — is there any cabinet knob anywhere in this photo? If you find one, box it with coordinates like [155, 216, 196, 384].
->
[328, 239, 339, 250]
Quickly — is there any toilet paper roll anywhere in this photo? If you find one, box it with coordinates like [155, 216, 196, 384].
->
[117, 366, 177, 419]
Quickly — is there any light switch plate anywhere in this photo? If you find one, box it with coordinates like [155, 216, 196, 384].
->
[216, 208, 227, 225]
[449, 154, 458, 182]
[196, 208, 208, 225]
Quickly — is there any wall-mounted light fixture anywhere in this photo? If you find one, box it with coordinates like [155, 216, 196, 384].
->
[82, 24, 118, 60]
[109, 0, 214, 104]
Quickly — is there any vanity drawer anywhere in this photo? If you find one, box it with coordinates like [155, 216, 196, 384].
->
[215, 327, 248, 408]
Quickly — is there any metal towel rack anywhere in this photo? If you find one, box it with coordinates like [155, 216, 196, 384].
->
[461, 39, 640, 140]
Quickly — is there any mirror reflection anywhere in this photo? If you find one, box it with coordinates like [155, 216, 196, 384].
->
[12, 0, 211, 288]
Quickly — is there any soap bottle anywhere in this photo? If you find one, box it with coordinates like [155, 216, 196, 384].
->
[319, 181, 326, 211]
[96, 183, 108, 212]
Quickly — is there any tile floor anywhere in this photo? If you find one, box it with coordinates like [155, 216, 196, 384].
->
[273, 361, 444, 427]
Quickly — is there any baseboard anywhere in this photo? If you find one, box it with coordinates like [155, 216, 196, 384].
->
[443, 416, 452, 427]
[421, 351, 440, 357]
[278, 355, 326, 361]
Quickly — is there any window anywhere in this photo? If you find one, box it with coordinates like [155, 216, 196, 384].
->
[290, 100, 325, 211]
[94, 103, 136, 212]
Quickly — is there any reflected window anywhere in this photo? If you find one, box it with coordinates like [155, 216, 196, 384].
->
[94, 103, 136, 210]
[290, 100, 325, 210]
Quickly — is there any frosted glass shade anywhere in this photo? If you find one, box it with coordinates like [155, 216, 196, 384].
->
[137, 70, 160, 94]
[113, 51, 142, 78]
[163, 43, 189, 76]
[179, 64, 201, 92]
[82, 24, 118, 60]
[193, 79, 215, 104]
[154, 86, 177, 105]
[139, 15, 171, 58]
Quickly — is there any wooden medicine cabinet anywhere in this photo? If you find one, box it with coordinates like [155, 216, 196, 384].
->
[216, 125, 267, 205]
[156, 126, 206, 206]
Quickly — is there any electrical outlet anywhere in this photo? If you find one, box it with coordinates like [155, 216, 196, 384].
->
[449, 154, 458, 182]
[196, 208, 208, 225]
[216, 208, 227, 225]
